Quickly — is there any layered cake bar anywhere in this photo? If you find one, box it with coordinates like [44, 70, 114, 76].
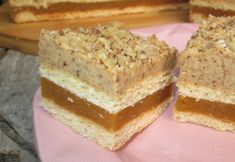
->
[39, 22, 177, 150]
[9, 0, 188, 23]
[174, 16, 235, 132]
[190, 0, 235, 23]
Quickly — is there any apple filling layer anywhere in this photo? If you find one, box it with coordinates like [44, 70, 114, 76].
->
[41, 77, 173, 131]
[10, 0, 188, 16]
[176, 96, 235, 122]
[190, 5, 235, 17]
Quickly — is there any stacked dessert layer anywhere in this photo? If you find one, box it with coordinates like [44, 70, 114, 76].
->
[9, 0, 188, 23]
[190, 0, 235, 23]
[174, 16, 235, 132]
[39, 22, 177, 150]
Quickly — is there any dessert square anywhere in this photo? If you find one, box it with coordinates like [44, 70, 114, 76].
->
[189, 0, 235, 23]
[9, 0, 188, 23]
[174, 16, 235, 132]
[39, 22, 177, 150]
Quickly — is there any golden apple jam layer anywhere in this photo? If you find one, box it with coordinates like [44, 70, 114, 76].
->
[41, 77, 173, 131]
[190, 5, 235, 17]
[176, 96, 235, 122]
[10, 0, 188, 16]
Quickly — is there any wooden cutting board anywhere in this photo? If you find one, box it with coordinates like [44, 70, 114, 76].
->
[0, 3, 189, 55]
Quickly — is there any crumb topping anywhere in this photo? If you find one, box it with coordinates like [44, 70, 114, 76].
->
[42, 22, 176, 71]
[187, 16, 235, 54]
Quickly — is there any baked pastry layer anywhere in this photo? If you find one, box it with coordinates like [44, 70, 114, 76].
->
[41, 96, 173, 151]
[175, 16, 235, 132]
[40, 64, 173, 113]
[176, 96, 235, 123]
[190, 5, 235, 17]
[178, 16, 235, 104]
[190, 5, 235, 23]
[178, 84, 235, 105]
[39, 22, 177, 98]
[190, 0, 235, 12]
[39, 22, 177, 150]
[9, 0, 188, 23]
[174, 96, 235, 132]
[10, 0, 188, 9]
[189, 0, 235, 22]
[9, 0, 123, 8]
[41, 77, 173, 131]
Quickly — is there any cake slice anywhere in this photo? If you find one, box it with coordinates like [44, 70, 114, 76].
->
[174, 16, 235, 132]
[9, 0, 188, 23]
[189, 0, 235, 23]
[39, 22, 177, 151]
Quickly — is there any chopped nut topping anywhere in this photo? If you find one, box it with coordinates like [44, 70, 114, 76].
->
[215, 39, 227, 48]
[228, 38, 235, 52]
[187, 16, 235, 53]
[44, 22, 175, 71]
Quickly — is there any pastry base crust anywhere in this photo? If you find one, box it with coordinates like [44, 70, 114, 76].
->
[174, 96, 235, 133]
[174, 110, 235, 132]
[41, 97, 173, 151]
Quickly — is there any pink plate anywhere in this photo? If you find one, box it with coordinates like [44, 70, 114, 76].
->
[33, 24, 235, 162]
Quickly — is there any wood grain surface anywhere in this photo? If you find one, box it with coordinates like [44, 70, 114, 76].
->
[0, 3, 189, 55]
